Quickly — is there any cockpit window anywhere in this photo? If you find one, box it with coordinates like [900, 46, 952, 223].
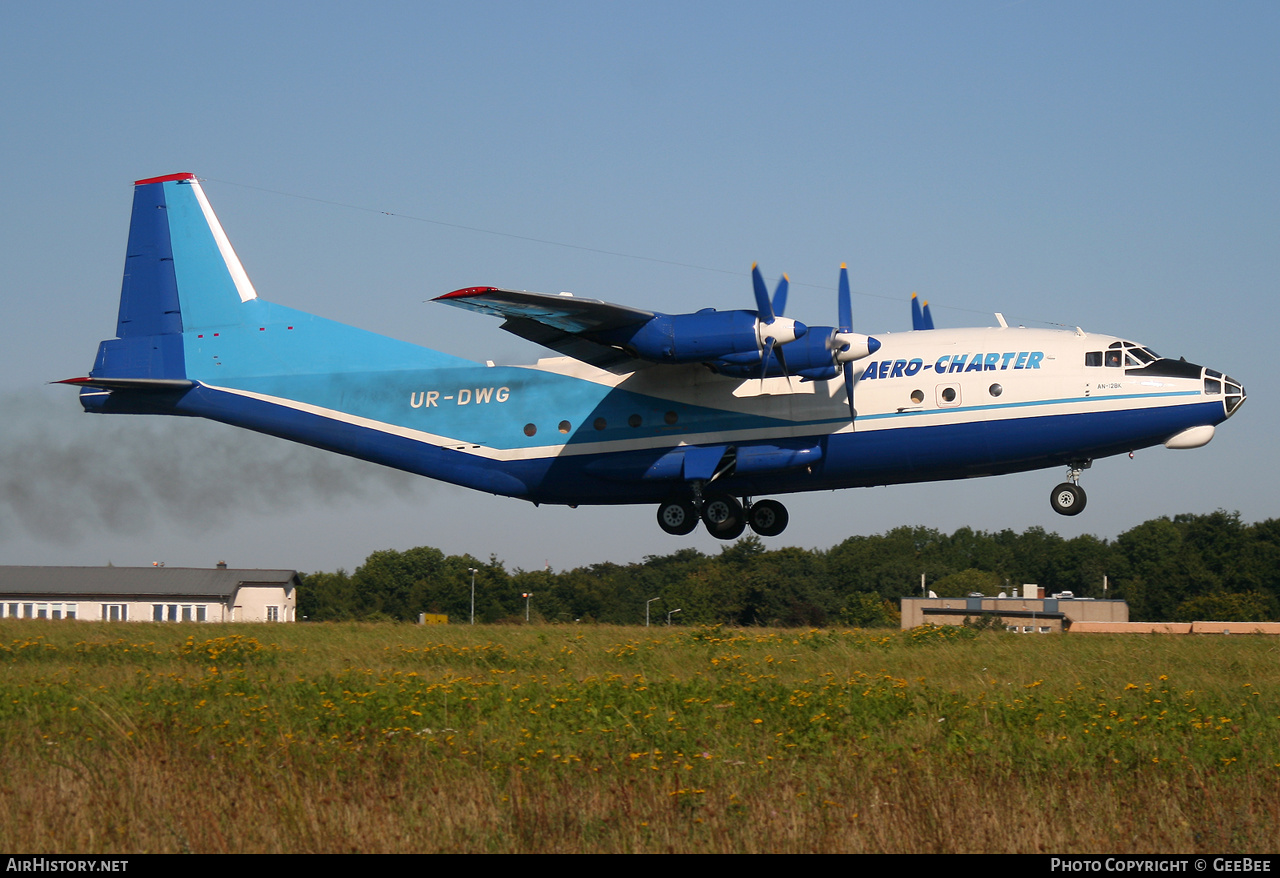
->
[1103, 341, 1159, 369]
[1085, 351, 1102, 367]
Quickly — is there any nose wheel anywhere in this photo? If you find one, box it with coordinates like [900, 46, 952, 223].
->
[1050, 463, 1090, 516]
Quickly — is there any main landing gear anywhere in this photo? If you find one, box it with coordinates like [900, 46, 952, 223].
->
[1050, 462, 1090, 516]
[656, 493, 790, 539]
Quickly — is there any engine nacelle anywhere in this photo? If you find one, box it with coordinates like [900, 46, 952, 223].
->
[596, 310, 806, 364]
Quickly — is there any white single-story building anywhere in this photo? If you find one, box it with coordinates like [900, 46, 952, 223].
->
[0, 565, 299, 622]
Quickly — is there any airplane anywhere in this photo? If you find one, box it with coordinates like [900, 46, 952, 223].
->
[60, 173, 1246, 540]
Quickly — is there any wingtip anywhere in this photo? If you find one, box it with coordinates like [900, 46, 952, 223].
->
[435, 286, 498, 301]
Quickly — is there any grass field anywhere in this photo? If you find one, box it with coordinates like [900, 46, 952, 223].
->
[1, 620, 1277, 853]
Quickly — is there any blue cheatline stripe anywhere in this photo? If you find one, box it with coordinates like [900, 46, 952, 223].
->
[135, 378, 1226, 506]
[854, 389, 1203, 423]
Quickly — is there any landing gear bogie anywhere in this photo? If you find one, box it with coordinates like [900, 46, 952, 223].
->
[654, 494, 790, 538]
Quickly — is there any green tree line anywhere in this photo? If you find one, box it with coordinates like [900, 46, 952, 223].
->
[297, 511, 1280, 625]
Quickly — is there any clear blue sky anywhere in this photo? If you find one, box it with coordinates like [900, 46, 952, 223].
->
[2, 1, 1276, 574]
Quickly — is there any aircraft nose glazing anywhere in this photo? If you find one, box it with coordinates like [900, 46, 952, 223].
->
[1204, 368, 1246, 417]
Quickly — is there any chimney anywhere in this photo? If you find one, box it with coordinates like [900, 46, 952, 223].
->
[216, 561, 227, 569]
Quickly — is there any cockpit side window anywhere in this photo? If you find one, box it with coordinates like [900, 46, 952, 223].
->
[1105, 349, 1122, 367]
[1085, 351, 1103, 367]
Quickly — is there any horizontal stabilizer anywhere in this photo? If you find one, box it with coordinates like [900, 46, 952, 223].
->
[55, 377, 196, 392]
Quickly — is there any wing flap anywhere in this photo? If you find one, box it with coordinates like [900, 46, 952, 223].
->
[435, 287, 657, 369]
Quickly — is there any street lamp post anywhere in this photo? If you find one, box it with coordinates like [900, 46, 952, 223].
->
[468, 567, 478, 625]
[522, 592, 533, 622]
[646, 597, 660, 627]
[667, 608, 682, 626]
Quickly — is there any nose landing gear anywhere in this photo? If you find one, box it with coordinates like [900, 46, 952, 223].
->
[1050, 462, 1090, 516]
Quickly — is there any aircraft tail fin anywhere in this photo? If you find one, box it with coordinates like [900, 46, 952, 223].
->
[93, 173, 258, 382]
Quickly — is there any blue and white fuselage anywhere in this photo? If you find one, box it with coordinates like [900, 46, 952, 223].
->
[67, 174, 1246, 538]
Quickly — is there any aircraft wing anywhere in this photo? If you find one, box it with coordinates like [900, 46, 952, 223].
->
[434, 287, 658, 371]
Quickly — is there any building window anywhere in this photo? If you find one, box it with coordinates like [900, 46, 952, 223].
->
[266, 606, 279, 622]
[152, 604, 206, 622]
[102, 604, 127, 622]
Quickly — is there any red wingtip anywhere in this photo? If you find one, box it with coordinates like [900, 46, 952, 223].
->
[54, 377, 93, 385]
[435, 286, 499, 301]
[134, 172, 197, 186]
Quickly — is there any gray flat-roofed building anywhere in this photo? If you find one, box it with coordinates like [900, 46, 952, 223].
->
[901, 594, 1128, 632]
[0, 566, 299, 622]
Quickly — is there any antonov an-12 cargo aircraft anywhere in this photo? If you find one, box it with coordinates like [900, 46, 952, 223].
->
[62, 174, 1246, 539]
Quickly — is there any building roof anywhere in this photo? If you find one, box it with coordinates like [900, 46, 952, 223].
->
[0, 567, 299, 599]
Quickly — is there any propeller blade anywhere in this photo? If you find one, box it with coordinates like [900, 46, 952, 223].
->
[838, 264, 852, 333]
[751, 263, 775, 324]
[759, 336, 775, 379]
[922, 300, 934, 330]
[772, 275, 790, 317]
[774, 342, 790, 380]
[843, 361, 856, 425]
[911, 293, 925, 331]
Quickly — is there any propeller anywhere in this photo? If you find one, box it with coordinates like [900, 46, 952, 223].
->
[751, 264, 803, 379]
[826, 265, 880, 424]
